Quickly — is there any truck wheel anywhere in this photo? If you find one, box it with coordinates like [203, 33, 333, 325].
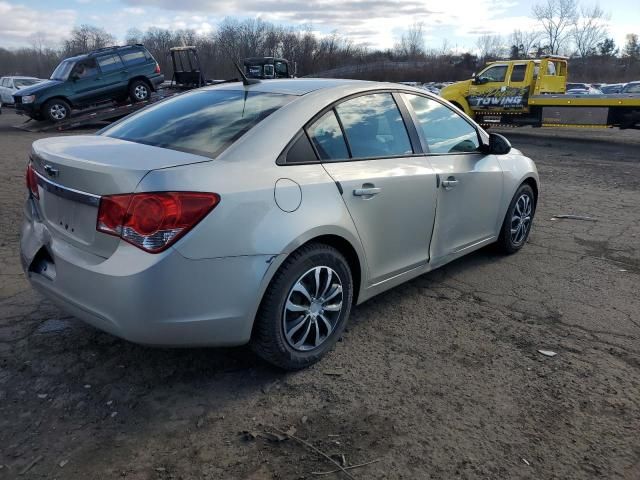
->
[43, 99, 70, 122]
[129, 80, 150, 102]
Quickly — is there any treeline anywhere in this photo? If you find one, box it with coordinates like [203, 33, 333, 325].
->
[1, 17, 639, 83]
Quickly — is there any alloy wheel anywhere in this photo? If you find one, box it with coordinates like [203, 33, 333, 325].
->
[50, 104, 67, 120]
[134, 85, 148, 100]
[282, 266, 343, 351]
[510, 193, 532, 245]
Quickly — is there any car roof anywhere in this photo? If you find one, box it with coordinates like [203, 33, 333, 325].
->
[205, 78, 400, 96]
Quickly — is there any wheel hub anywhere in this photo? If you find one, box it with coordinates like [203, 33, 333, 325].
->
[282, 266, 343, 351]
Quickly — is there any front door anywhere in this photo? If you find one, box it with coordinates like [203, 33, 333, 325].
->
[69, 58, 102, 105]
[467, 63, 512, 112]
[401, 93, 503, 261]
[307, 93, 438, 285]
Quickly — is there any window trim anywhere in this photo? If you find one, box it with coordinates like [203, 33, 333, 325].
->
[278, 89, 427, 166]
[399, 92, 486, 157]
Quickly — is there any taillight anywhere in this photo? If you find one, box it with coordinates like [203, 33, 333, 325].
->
[97, 192, 219, 253]
[26, 163, 39, 199]
[154, 63, 161, 74]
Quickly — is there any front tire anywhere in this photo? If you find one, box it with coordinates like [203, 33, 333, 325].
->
[497, 184, 536, 254]
[129, 80, 150, 103]
[43, 98, 70, 122]
[251, 243, 354, 370]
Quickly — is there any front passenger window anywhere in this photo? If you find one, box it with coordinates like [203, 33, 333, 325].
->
[404, 94, 480, 154]
[335, 93, 412, 159]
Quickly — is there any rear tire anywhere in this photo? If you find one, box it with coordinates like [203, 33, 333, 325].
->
[43, 98, 71, 122]
[251, 243, 353, 370]
[129, 80, 150, 103]
[496, 184, 536, 254]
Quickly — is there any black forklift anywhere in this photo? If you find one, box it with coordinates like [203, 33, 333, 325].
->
[243, 57, 294, 79]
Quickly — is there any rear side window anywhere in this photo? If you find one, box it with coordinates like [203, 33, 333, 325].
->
[510, 64, 527, 82]
[335, 93, 412, 158]
[120, 49, 147, 65]
[102, 90, 295, 158]
[404, 94, 480, 154]
[625, 83, 640, 94]
[97, 54, 124, 73]
[307, 110, 349, 161]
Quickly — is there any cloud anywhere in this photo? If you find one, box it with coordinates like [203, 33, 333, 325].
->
[0, 1, 77, 48]
[119, 0, 524, 49]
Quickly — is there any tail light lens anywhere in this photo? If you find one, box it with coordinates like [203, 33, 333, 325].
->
[154, 63, 161, 74]
[26, 163, 39, 199]
[97, 192, 219, 253]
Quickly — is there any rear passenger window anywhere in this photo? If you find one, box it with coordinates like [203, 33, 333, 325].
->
[285, 132, 318, 164]
[511, 64, 527, 82]
[335, 93, 412, 159]
[404, 94, 480, 154]
[307, 110, 349, 161]
[97, 54, 124, 73]
[120, 49, 147, 65]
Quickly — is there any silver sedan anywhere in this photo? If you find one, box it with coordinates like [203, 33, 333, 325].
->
[20, 78, 539, 369]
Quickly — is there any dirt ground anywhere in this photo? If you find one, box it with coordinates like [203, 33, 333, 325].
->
[0, 110, 638, 480]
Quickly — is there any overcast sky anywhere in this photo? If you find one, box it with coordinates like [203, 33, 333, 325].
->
[1, 0, 638, 52]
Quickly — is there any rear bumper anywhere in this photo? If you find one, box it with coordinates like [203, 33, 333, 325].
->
[21, 201, 278, 346]
[149, 74, 165, 90]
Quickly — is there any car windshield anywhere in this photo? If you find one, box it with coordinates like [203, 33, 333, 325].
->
[14, 79, 40, 88]
[50, 60, 75, 81]
[101, 90, 296, 158]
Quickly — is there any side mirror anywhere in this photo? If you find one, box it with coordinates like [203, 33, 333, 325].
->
[485, 133, 511, 155]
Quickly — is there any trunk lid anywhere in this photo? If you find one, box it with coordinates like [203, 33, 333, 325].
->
[31, 135, 209, 258]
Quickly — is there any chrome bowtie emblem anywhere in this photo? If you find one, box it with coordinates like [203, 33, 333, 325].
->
[44, 164, 59, 177]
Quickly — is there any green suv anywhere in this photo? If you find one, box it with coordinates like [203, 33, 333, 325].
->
[14, 44, 164, 122]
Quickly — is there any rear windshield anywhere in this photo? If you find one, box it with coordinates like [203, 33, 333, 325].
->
[102, 90, 295, 158]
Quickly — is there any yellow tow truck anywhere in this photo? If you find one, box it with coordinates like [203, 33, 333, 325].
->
[440, 56, 640, 129]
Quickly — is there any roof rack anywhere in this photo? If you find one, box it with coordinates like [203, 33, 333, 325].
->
[86, 44, 144, 56]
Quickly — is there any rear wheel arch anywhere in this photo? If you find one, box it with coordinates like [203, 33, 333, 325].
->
[128, 76, 153, 91]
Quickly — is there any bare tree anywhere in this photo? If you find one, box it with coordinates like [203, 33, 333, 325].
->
[476, 34, 505, 60]
[510, 29, 542, 58]
[572, 4, 609, 58]
[532, 0, 578, 54]
[63, 25, 115, 55]
[395, 22, 426, 59]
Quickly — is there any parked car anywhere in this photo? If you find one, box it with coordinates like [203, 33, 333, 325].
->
[565, 83, 602, 94]
[21, 79, 538, 369]
[601, 83, 625, 94]
[13, 44, 164, 122]
[621, 81, 640, 94]
[0, 76, 44, 104]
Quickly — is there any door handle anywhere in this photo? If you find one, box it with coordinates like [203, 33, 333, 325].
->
[441, 177, 459, 190]
[353, 187, 381, 197]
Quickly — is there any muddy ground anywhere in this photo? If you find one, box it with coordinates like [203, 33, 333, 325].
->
[0, 110, 638, 479]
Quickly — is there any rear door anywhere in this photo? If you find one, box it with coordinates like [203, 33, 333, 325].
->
[96, 53, 127, 97]
[312, 92, 438, 285]
[402, 93, 503, 261]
